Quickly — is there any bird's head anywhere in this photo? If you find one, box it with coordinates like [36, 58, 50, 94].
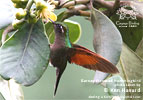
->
[49, 18, 68, 37]
[49, 18, 72, 47]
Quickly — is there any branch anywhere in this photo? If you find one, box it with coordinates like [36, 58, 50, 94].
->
[25, 0, 34, 11]
[56, 0, 90, 9]
[74, 5, 88, 10]
[93, 0, 113, 10]
[78, 10, 90, 17]
[93, 0, 143, 19]
[60, 9, 90, 21]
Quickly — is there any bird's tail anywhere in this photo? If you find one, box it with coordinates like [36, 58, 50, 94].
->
[54, 68, 64, 96]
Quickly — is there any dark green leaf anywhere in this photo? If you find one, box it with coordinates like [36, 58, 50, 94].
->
[91, 7, 122, 83]
[0, 20, 50, 86]
[111, 3, 143, 51]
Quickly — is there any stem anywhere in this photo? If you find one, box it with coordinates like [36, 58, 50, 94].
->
[112, 0, 120, 13]
[25, 0, 34, 11]
[1, 25, 14, 45]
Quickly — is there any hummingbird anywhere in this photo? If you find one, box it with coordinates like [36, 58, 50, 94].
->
[49, 19, 119, 96]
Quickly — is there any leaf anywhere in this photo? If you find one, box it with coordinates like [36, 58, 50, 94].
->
[57, 11, 67, 22]
[49, 19, 81, 44]
[0, 0, 17, 29]
[103, 75, 125, 100]
[111, 4, 143, 51]
[117, 43, 143, 100]
[91, 7, 122, 83]
[0, 19, 50, 86]
[0, 76, 24, 100]
[0, 30, 3, 46]
[136, 38, 143, 60]
[64, 20, 81, 43]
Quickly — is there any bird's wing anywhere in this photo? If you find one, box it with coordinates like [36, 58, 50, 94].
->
[67, 44, 119, 74]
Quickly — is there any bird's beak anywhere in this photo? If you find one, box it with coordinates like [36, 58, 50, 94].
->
[48, 18, 55, 24]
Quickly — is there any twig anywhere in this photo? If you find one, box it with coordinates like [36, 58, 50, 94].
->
[1, 25, 14, 45]
[25, 0, 34, 11]
[112, 0, 120, 13]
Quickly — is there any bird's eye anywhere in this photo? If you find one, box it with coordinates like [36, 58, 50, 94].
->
[60, 26, 64, 33]
[56, 24, 65, 33]
[60, 25, 63, 29]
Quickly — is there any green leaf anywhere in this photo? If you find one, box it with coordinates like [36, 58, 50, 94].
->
[111, 4, 143, 51]
[0, 30, 3, 38]
[0, 76, 24, 100]
[91, 7, 122, 83]
[104, 75, 125, 100]
[49, 19, 81, 44]
[57, 11, 67, 22]
[0, 19, 50, 86]
[0, 29, 3, 46]
[136, 39, 143, 60]
[117, 43, 143, 99]
[0, 0, 16, 29]
[64, 20, 81, 43]
[45, 22, 53, 37]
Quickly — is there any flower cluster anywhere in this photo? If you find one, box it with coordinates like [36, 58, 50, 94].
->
[35, 0, 57, 22]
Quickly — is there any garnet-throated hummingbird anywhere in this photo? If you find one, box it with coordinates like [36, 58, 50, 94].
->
[49, 19, 119, 96]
